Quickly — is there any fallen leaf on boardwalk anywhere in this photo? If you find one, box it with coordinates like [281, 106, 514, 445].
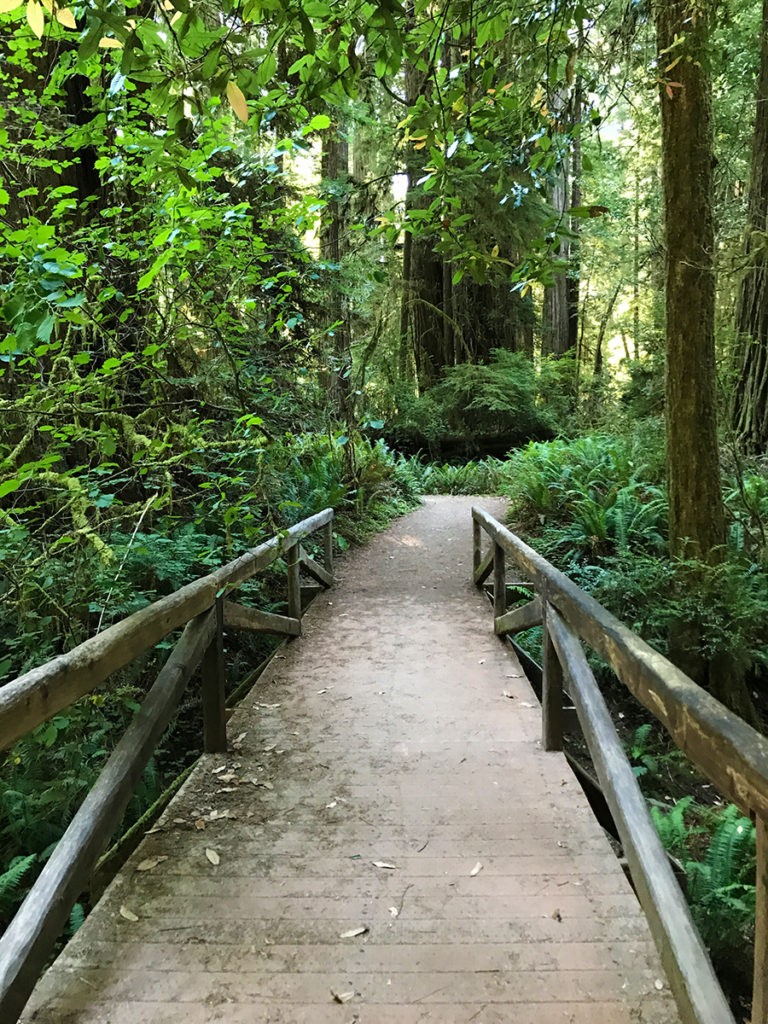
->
[217, 772, 238, 783]
[331, 989, 355, 1003]
[502, 690, 515, 699]
[470, 862, 483, 876]
[520, 702, 534, 708]
[339, 926, 368, 938]
[552, 908, 562, 922]
[206, 848, 220, 866]
[372, 861, 396, 870]
[253, 780, 274, 790]
[119, 906, 139, 922]
[232, 732, 247, 750]
[478, 658, 485, 664]
[326, 800, 337, 809]
[173, 818, 186, 825]
[206, 809, 237, 821]
[194, 819, 206, 831]
[211, 765, 227, 774]
[219, 786, 239, 793]
[654, 979, 664, 991]
[136, 856, 168, 872]
[317, 688, 328, 694]
[388, 906, 399, 917]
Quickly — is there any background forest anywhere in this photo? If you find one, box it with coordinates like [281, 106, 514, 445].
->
[1, 0, 768, 1012]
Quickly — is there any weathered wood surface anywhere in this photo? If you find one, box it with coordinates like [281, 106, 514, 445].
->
[202, 599, 227, 754]
[20, 498, 677, 1024]
[299, 547, 333, 588]
[472, 505, 768, 821]
[546, 606, 733, 1024]
[0, 509, 333, 751]
[473, 548, 493, 586]
[494, 597, 543, 635]
[0, 610, 216, 1024]
[222, 601, 301, 637]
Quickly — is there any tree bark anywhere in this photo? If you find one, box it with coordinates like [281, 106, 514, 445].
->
[320, 125, 352, 422]
[732, 0, 768, 453]
[655, 0, 725, 562]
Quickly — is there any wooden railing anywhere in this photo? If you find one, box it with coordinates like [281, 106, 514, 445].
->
[472, 505, 768, 1024]
[0, 508, 334, 1023]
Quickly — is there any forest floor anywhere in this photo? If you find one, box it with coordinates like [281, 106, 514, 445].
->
[22, 497, 677, 1023]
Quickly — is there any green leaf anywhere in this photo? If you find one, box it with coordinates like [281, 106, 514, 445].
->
[0, 479, 21, 499]
[309, 113, 331, 131]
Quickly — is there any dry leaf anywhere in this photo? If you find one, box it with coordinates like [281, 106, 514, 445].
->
[119, 905, 138, 922]
[520, 702, 534, 708]
[470, 861, 483, 877]
[372, 861, 396, 870]
[205, 848, 220, 866]
[136, 856, 168, 872]
[339, 926, 368, 938]
[388, 906, 399, 918]
[26, 0, 44, 37]
[478, 658, 485, 664]
[552, 908, 562, 922]
[226, 79, 249, 123]
[654, 979, 664, 991]
[502, 690, 515, 699]
[212, 765, 227, 774]
[55, 5, 76, 27]
[331, 989, 355, 1003]
[317, 688, 328, 694]
[194, 818, 206, 830]
[326, 800, 337, 809]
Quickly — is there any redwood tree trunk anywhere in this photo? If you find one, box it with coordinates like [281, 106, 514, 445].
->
[656, 0, 725, 562]
[321, 125, 352, 422]
[732, 0, 768, 453]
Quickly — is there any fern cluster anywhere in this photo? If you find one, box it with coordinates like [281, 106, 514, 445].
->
[652, 801, 756, 982]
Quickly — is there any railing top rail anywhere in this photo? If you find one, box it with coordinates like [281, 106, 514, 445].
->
[472, 504, 768, 820]
[0, 508, 333, 751]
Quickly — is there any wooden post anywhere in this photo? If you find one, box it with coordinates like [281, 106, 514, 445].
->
[201, 597, 227, 753]
[286, 542, 302, 630]
[473, 517, 482, 578]
[493, 541, 506, 619]
[542, 604, 563, 751]
[754, 814, 768, 1023]
[323, 519, 334, 577]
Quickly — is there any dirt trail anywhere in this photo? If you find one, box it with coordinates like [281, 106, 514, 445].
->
[23, 496, 678, 1023]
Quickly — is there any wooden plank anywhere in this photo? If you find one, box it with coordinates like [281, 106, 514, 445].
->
[472, 516, 482, 576]
[202, 599, 227, 753]
[754, 814, 768, 1024]
[0, 610, 216, 1024]
[299, 547, 333, 588]
[323, 519, 334, 577]
[0, 508, 332, 750]
[493, 542, 506, 620]
[541, 610, 563, 752]
[222, 601, 301, 637]
[494, 598, 543, 636]
[286, 542, 302, 626]
[473, 549, 493, 586]
[472, 505, 768, 820]
[546, 606, 734, 1024]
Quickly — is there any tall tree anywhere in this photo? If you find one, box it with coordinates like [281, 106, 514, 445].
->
[732, 0, 768, 453]
[655, 0, 726, 562]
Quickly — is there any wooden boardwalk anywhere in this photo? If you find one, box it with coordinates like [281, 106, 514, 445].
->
[22, 496, 679, 1024]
